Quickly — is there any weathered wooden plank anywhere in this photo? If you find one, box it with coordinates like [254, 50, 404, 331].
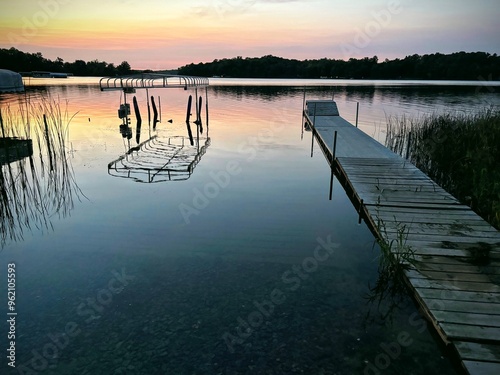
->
[393, 231, 500, 243]
[462, 360, 500, 375]
[433, 311, 500, 328]
[406, 269, 497, 284]
[374, 216, 488, 228]
[405, 237, 500, 247]
[409, 247, 500, 260]
[353, 188, 456, 199]
[440, 322, 500, 341]
[380, 226, 500, 239]
[413, 255, 500, 269]
[361, 195, 460, 204]
[414, 261, 500, 275]
[415, 288, 500, 304]
[455, 342, 500, 363]
[420, 298, 500, 315]
[371, 206, 485, 217]
[409, 277, 500, 293]
[365, 202, 471, 210]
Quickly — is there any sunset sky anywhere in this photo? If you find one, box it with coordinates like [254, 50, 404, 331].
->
[1, 0, 499, 70]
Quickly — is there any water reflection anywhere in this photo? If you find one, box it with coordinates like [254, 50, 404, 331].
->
[108, 94, 211, 183]
[0, 99, 84, 248]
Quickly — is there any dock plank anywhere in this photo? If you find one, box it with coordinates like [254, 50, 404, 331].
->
[463, 360, 500, 375]
[455, 342, 500, 362]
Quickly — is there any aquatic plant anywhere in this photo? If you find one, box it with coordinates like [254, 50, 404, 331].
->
[386, 108, 500, 229]
[0, 97, 84, 248]
[366, 216, 416, 320]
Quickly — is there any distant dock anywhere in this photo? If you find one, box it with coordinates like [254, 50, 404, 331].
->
[304, 100, 500, 375]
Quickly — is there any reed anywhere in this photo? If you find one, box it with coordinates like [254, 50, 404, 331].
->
[366, 216, 416, 320]
[0, 97, 83, 248]
[386, 108, 500, 229]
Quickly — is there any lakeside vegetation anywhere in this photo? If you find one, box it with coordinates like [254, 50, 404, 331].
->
[178, 52, 500, 80]
[1, 48, 499, 80]
[0, 47, 132, 76]
[386, 109, 500, 229]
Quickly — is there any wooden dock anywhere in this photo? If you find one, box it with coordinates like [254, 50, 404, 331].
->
[304, 100, 500, 375]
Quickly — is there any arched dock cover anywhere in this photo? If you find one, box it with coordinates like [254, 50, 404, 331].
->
[0, 69, 24, 92]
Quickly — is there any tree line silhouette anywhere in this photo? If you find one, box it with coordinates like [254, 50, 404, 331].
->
[0, 47, 132, 76]
[178, 52, 499, 80]
[1, 48, 498, 80]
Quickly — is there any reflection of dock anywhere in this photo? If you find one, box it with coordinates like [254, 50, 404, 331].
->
[108, 135, 210, 183]
[0, 137, 33, 165]
[304, 100, 500, 375]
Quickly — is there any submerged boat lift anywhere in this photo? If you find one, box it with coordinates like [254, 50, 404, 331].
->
[99, 73, 211, 183]
[99, 73, 209, 92]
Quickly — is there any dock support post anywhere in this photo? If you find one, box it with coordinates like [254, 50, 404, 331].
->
[313, 103, 317, 128]
[355, 102, 359, 128]
[302, 87, 306, 113]
[406, 131, 412, 160]
[332, 130, 337, 162]
[358, 199, 364, 224]
[310, 127, 314, 157]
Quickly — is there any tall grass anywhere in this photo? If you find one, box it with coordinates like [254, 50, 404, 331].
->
[0, 97, 84, 247]
[386, 108, 500, 229]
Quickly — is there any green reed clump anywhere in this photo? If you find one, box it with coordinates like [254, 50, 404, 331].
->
[386, 108, 500, 229]
[366, 217, 416, 321]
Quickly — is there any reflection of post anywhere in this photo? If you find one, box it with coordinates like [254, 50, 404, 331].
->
[198, 96, 203, 134]
[146, 88, 151, 128]
[158, 95, 162, 123]
[195, 88, 199, 125]
[205, 87, 209, 132]
[151, 96, 158, 130]
[133, 96, 142, 144]
[329, 169, 334, 200]
[196, 112, 200, 152]
[185, 94, 192, 123]
[185, 95, 194, 146]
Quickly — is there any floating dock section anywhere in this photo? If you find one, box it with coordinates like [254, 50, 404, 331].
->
[304, 100, 500, 375]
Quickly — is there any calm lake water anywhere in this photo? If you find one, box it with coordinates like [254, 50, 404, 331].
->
[1, 77, 499, 375]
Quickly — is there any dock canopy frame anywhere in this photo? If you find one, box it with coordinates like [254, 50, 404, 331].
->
[99, 73, 209, 92]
